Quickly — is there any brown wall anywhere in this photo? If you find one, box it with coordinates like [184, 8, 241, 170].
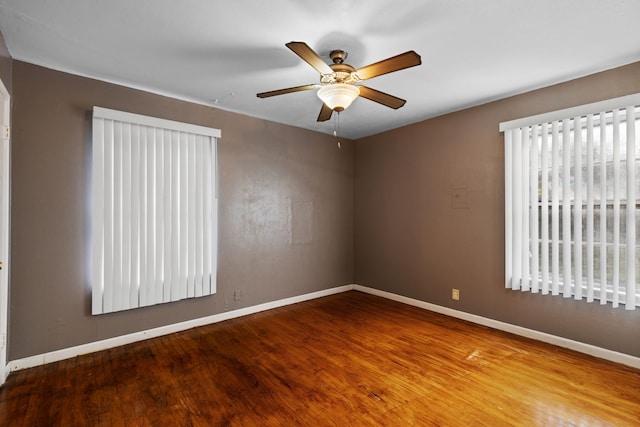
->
[10, 61, 354, 360]
[0, 31, 11, 93]
[355, 61, 640, 357]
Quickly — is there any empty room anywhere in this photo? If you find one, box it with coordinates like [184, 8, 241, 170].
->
[0, 1, 639, 425]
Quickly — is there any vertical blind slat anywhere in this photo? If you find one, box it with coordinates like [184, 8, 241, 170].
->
[625, 106, 636, 309]
[210, 139, 218, 294]
[170, 131, 180, 302]
[139, 126, 148, 307]
[561, 119, 572, 297]
[512, 128, 523, 290]
[188, 133, 197, 298]
[122, 123, 132, 310]
[585, 114, 595, 302]
[540, 123, 550, 294]
[599, 112, 608, 304]
[505, 131, 513, 288]
[551, 121, 560, 295]
[530, 125, 539, 293]
[113, 121, 123, 312]
[92, 118, 105, 314]
[612, 110, 621, 307]
[155, 128, 165, 305]
[104, 120, 114, 313]
[130, 124, 140, 308]
[106, 127, 112, 310]
[195, 136, 205, 298]
[203, 136, 213, 296]
[179, 132, 189, 300]
[146, 126, 157, 307]
[573, 116, 583, 300]
[521, 127, 530, 291]
[163, 129, 172, 303]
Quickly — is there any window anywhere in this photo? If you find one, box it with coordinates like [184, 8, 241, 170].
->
[92, 107, 220, 314]
[501, 95, 639, 310]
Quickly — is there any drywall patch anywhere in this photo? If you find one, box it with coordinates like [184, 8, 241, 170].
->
[289, 199, 314, 244]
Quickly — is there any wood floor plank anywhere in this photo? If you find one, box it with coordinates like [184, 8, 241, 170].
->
[1, 291, 638, 426]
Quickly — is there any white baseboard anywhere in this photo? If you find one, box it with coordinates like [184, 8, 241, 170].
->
[7, 283, 639, 372]
[354, 285, 640, 370]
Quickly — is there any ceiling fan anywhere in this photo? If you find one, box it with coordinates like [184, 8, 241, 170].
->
[257, 41, 422, 122]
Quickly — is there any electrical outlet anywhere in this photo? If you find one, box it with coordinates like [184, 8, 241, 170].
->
[234, 290, 242, 301]
[452, 288, 460, 301]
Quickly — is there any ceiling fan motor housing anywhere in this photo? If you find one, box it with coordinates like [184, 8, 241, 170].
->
[329, 50, 347, 64]
[325, 51, 357, 84]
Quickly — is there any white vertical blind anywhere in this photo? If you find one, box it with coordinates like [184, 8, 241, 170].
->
[501, 94, 640, 310]
[92, 107, 220, 315]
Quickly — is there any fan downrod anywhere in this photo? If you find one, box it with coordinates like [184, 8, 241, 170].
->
[329, 50, 348, 64]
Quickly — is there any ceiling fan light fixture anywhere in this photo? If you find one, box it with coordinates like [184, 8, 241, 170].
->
[317, 83, 360, 112]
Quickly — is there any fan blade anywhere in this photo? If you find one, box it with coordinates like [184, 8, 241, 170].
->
[354, 51, 421, 81]
[317, 103, 333, 122]
[286, 41, 334, 75]
[257, 84, 317, 98]
[358, 86, 406, 109]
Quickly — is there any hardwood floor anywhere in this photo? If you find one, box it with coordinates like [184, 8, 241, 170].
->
[1, 291, 639, 426]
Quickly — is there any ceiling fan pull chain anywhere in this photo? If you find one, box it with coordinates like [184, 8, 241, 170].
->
[334, 112, 341, 149]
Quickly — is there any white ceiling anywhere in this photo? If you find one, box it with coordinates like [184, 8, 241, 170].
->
[1, 0, 639, 140]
